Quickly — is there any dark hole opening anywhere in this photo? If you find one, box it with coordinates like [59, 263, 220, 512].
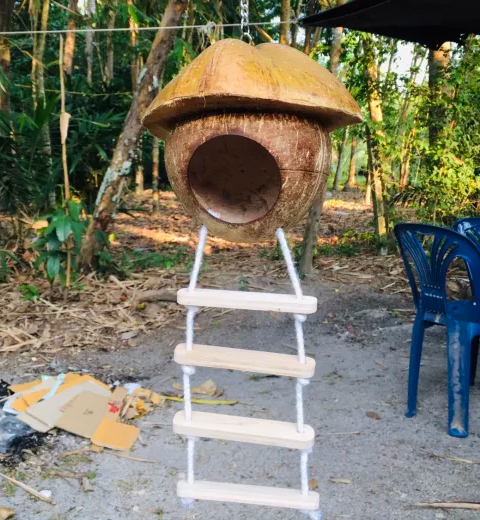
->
[187, 135, 281, 225]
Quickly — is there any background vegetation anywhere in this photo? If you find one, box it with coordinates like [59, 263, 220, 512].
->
[1, 0, 479, 289]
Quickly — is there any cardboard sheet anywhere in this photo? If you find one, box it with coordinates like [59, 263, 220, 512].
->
[18, 381, 111, 432]
[106, 387, 128, 419]
[55, 391, 110, 438]
[9, 379, 43, 393]
[91, 419, 139, 451]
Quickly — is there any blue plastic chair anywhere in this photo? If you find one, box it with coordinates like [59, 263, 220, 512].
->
[394, 223, 480, 437]
[453, 217, 480, 391]
[454, 217, 480, 247]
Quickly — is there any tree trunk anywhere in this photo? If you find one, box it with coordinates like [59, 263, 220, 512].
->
[365, 168, 372, 206]
[363, 35, 387, 240]
[86, 0, 95, 85]
[135, 141, 144, 193]
[290, 0, 303, 48]
[0, 0, 13, 114]
[152, 137, 160, 214]
[303, 0, 316, 54]
[344, 136, 357, 191]
[298, 3, 345, 276]
[128, 0, 139, 90]
[105, 9, 115, 84]
[63, 0, 77, 75]
[428, 42, 451, 146]
[311, 27, 322, 50]
[32, 0, 54, 206]
[280, 0, 290, 45]
[80, 0, 188, 270]
[332, 127, 348, 190]
[186, 0, 195, 46]
[329, 0, 346, 76]
[399, 127, 415, 186]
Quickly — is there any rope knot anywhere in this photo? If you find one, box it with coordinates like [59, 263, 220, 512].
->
[182, 365, 196, 376]
[180, 498, 195, 509]
[187, 306, 200, 314]
[187, 436, 198, 443]
[297, 378, 310, 387]
[294, 314, 307, 323]
[301, 510, 322, 520]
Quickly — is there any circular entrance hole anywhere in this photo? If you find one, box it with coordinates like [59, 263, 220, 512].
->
[188, 135, 281, 225]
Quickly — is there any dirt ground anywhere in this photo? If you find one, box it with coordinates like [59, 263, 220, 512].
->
[1, 192, 479, 519]
[2, 277, 480, 519]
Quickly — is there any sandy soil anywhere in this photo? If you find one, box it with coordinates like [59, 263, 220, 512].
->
[2, 276, 480, 520]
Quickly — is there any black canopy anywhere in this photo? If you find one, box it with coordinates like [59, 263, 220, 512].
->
[300, 0, 480, 49]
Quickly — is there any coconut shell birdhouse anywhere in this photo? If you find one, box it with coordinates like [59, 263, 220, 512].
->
[142, 39, 362, 242]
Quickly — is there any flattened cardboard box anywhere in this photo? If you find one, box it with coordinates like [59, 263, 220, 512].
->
[55, 391, 110, 438]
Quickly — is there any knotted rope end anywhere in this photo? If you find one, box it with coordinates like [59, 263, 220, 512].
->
[301, 509, 322, 520]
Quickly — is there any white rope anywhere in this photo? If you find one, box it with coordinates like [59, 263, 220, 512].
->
[301, 510, 322, 520]
[294, 313, 307, 364]
[186, 307, 199, 350]
[300, 449, 311, 495]
[182, 365, 196, 421]
[180, 226, 209, 503]
[0, 20, 295, 37]
[180, 498, 195, 508]
[189, 225, 208, 292]
[276, 228, 320, 517]
[296, 378, 310, 434]
[276, 228, 303, 299]
[187, 436, 197, 484]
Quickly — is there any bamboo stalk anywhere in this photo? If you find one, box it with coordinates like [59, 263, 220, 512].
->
[59, 36, 73, 300]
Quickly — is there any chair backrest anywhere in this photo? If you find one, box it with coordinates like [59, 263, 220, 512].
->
[453, 217, 480, 250]
[394, 223, 480, 315]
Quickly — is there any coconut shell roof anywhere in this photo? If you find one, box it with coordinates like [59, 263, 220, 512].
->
[142, 39, 362, 139]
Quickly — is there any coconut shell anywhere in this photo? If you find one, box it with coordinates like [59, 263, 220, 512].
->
[142, 39, 362, 139]
[165, 112, 331, 242]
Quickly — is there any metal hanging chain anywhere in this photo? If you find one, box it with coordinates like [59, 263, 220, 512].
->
[240, 0, 253, 43]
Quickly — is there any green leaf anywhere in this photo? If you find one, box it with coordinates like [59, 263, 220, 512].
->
[67, 200, 81, 221]
[0, 252, 7, 281]
[48, 235, 61, 252]
[46, 254, 60, 280]
[95, 230, 110, 248]
[56, 215, 72, 242]
[95, 144, 109, 162]
[43, 219, 58, 237]
[31, 237, 47, 250]
[71, 221, 85, 246]
[33, 251, 47, 268]
[1, 250, 27, 268]
[127, 5, 139, 26]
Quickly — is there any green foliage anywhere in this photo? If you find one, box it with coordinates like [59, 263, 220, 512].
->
[316, 230, 382, 258]
[0, 110, 57, 214]
[31, 201, 88, 285]
[0, 249, 26, 282]
[121, 248, 187, 272]
[19, 284, 40, 301]
[95, 246, 187, 278]
[397, 38, 480, 222]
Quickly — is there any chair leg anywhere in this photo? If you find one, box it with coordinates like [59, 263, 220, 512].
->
[446, 319, 472, 438]
[470, 337, 480, 386]
[406, 314, 425, 418]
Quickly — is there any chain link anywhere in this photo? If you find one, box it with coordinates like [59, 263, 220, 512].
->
[240, 0, 252, 44]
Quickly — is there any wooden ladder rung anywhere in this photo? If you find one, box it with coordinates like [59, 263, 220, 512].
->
[173, 411, 314, 449]
[174, 343, 315, 378]
[178, 480, 320, 510]
[177, 288, 317, 314]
